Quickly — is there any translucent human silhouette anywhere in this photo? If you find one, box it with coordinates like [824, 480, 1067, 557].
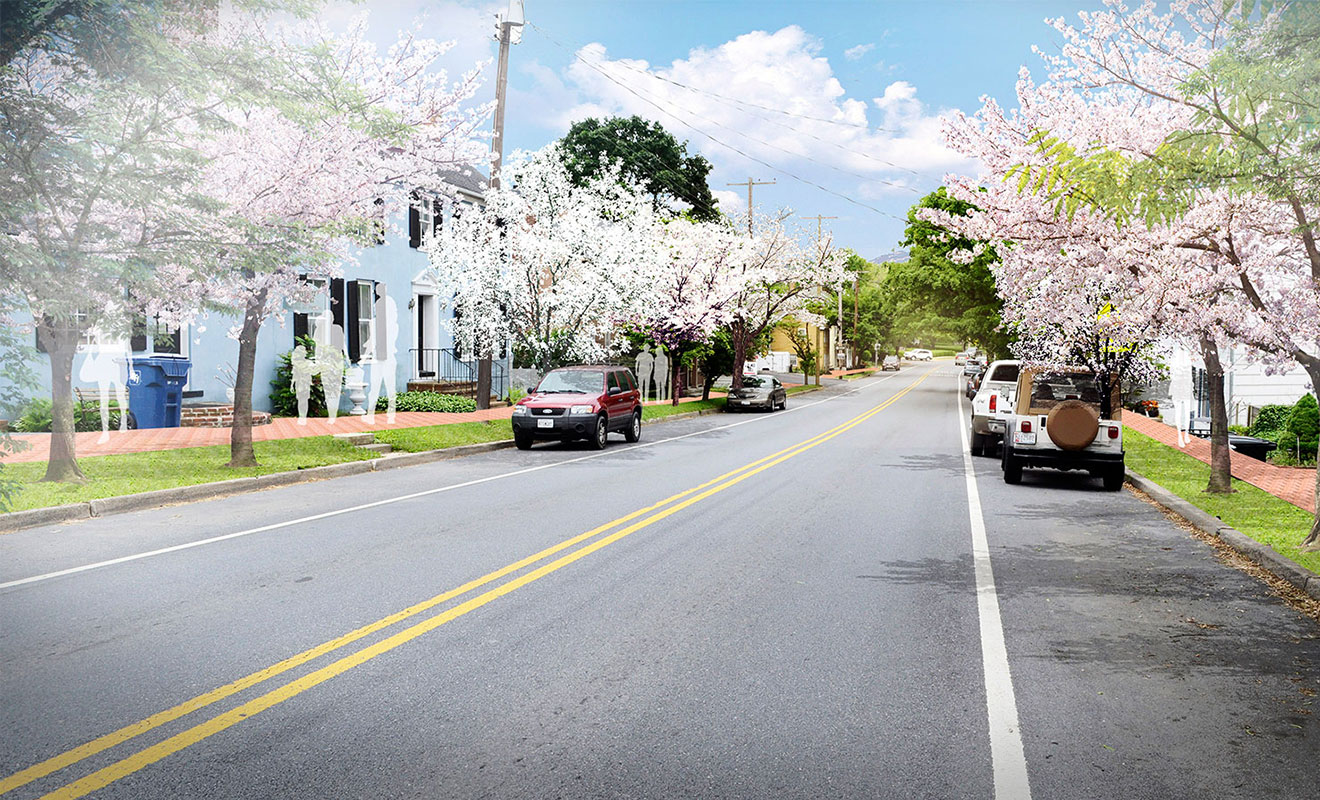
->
[636, 348, 654, 400]
[364, 294, 399, 424]
[78, 344, 131, 443]
[290, 344, 318, 425]
[1173, 398, 1192, 448]
[317, 324, 346, 424]
[653, 346, 670, 403]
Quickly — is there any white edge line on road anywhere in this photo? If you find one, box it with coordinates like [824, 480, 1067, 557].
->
[957, 385, 1033, 799]
[1, 371, 917, 592]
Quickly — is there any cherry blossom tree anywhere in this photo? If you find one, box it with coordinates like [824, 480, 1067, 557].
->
[0, 4, 275, 482]
[997, 0, 1320, 543]
[425, 145, 657, 372]
[199, 18, 488, 468]
[725, 212, 848, 391]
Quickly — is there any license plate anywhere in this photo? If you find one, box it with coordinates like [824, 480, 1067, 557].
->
[537, 419, 553, 429]
[1013, 432, 1036, 445]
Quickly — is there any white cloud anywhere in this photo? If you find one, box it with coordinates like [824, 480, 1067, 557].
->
[844, 43, 875, 61]
[712, 189, 743, 213]
[551, 26, 975, 208]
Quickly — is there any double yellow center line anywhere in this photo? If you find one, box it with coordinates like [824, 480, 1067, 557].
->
[6, 369, 932, 800]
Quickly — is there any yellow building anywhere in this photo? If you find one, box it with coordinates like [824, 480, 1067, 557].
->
[768, 317, 831, 381]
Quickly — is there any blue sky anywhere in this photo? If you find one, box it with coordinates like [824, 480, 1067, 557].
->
[344, 0, 1108, 259]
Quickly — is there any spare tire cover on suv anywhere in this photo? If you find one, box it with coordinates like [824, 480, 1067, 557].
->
[1046, 399, 1100, 451]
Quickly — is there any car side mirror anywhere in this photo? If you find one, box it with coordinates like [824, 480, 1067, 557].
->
[608, 385, 623, 395]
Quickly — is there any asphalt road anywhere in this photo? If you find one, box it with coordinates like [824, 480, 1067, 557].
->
[1, 364, 1316, 799]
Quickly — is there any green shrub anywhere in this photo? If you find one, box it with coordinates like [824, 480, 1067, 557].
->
[13, 397, 132, 432]
[506, 387, 527, 404]
[375, 391, 476, 413]
[270, 337, 333, 418]
[1227, 424, 1249, 435]
[1282, 393, 1318, 464]
[1248, 404, 1291, 437]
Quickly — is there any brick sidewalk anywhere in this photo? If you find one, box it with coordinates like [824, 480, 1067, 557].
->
[1124, 413, 1316, 513]
[3, 394, 724, 464]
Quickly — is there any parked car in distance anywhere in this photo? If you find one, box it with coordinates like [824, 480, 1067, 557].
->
[968, 359, 1021, 454]
[882, 355, 900, 371]
[512, 365, 642, 450]
[962, 357, 984, 376]
[955, 352, 969, 365]
[905, 348, 933, 361]
[1000, 368, 1125, 490]
[727, 375, 786, 412]
[964, 363, 987, 399]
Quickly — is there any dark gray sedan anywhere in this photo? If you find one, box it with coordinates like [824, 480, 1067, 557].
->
[727, 375, 787, 412]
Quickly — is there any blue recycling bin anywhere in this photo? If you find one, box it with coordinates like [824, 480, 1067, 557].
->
[127, 356, 192, 428]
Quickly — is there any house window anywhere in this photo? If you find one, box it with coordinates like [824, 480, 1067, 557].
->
[356, 281, 375, 361]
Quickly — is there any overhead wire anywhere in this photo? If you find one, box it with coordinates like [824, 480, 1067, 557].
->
[530, 26, 910, 221]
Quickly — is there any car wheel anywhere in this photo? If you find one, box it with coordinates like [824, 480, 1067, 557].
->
[778, 396, 787, 410]
[624, 409, 641, 443]
[970, 431, 984, 457]
[589, 415, 608, 450]
[1002, 447, 1023, 484]
[514, 431, 533, 451]
[1102, 464, 1125, 492]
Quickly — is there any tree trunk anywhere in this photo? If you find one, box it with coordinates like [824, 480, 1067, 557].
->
[228, 288, 268, 469]
[1300, 362, 1320, 550]
[670, 354, 683, 406]
[701, 370, 714, 402]
[730, 320, 749, 391]
[476, 356, 492, 409]
[1199, 336, 1233, 494]
[38, 322, 86, 483]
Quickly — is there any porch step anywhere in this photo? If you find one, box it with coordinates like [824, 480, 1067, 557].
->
[333, 432, 375, 447]
[357, 442, 393, 454]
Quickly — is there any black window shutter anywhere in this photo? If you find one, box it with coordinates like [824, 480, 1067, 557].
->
[374, 282, 387, 361]
[34, 330, 46, 353]
[130, 317, 148, 352]
[408, 193, 421, 249]
[346, 280, 361, 363]
[433, 199, 442, 236]
[330, 278, 345, 334]
[293, 313, 308, 341]
[452, 308, 463, 360]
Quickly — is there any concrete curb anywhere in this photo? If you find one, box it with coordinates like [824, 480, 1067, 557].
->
[1127, 468, 1320, 601]
[0, 401, 740, 535]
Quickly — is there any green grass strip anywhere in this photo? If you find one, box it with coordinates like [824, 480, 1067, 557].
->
[1, 437, 377, 513]
[1124, 429, 1320, 574]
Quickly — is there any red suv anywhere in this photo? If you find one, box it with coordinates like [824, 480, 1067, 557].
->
[512, 365, 643, 450]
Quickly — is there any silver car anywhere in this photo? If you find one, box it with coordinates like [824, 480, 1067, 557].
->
[727, 375, 787, 412]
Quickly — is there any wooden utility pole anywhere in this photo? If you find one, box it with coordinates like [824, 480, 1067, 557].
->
[727, 178, 776, 236]
[478, 2, 523, 409]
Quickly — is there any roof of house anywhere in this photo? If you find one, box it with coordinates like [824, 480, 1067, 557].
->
[438, 166, 488, 198]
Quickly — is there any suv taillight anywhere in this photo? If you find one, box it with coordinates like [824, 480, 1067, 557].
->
[989, 394, 997, 412]
[1108, 425, 1119, 439]
[1021, 420, 1032, 433]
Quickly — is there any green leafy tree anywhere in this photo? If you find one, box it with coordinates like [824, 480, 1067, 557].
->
[1283, 394, 1319, 465]
[778, 320, 818, 384]
[559, 116, 719, 221]
[691, 327, 771, 401]
[882, 189, 1010, 358]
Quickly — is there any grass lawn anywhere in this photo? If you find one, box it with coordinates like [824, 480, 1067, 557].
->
[1124, 429, 1320, 574]
[1, 437, 377, 513]
[375, 419, 514, 453]
[840, 370, 879, 380]
[786, 383, 823, 394]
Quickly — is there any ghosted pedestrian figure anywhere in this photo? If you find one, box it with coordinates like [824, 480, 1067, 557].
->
[364, 294, 399, 425]
[78, 344, 130, 443]
[653, 347, 670, 403]
[290, 344, 318, 425]
[317, 324, 346, 423]
[636, 348, 654, 400]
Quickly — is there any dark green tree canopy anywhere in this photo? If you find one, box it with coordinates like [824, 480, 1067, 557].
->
[559, 115, 719, 221]
[882, 187, 1009, 357]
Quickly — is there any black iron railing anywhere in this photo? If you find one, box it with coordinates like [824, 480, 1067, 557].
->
[410, 348, 508, 400]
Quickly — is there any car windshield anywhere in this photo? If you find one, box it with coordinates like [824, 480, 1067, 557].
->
[741, 377, 769, 388]
[536, 369, 604, 394]
[1029, 372, 1103, 410]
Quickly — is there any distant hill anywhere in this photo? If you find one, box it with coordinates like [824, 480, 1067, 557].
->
[870, 248, 909, 264]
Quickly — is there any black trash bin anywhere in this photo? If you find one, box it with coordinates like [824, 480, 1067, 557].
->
[1228, 434, 1278, 462]
[128, 356, 192, 428]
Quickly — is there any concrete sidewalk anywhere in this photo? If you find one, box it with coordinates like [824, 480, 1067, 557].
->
[1124, 413, 1315, 513]
[4, 394, 726, 464]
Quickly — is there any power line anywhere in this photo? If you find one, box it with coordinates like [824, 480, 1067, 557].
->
[532, 24, 921, 196]
[542, 40, 910, 221]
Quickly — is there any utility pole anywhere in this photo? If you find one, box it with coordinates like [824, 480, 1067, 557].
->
[801, 214, 839, 370]
[727, 178, 776, 236]
[477, 0, 523, 409]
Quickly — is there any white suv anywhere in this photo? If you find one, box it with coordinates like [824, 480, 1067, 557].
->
[968, 359, 1021, 456]
[1000, 368, 1125, 491]
[905, 348, 933, 361]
